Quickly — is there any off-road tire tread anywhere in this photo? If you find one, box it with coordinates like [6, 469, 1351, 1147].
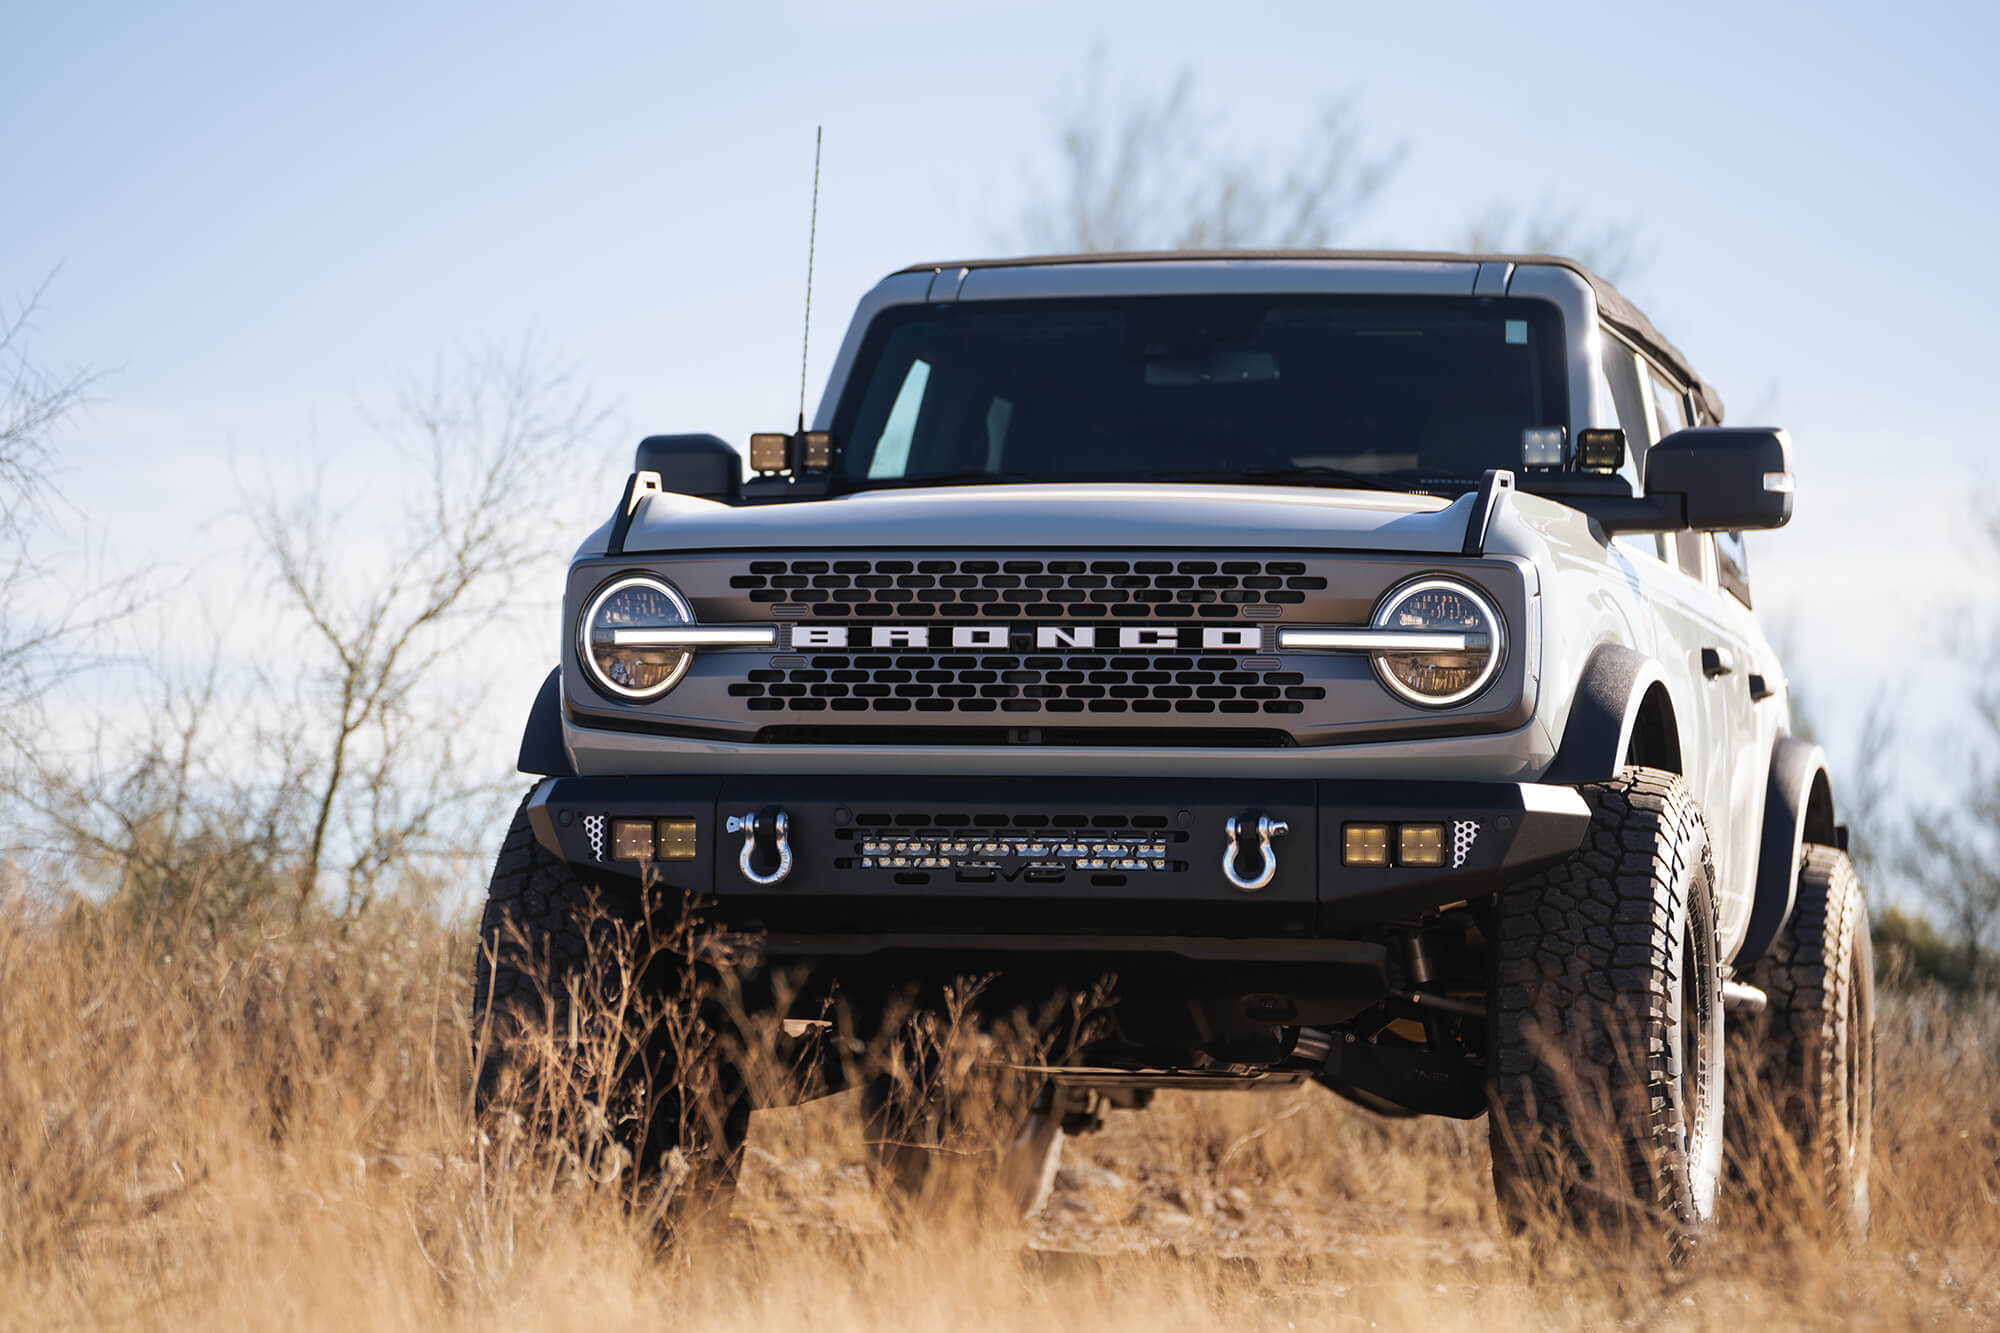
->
[472, 790, 630, 1109]
[1489, 766, 1717, 1241]
[1738, 844, 1870, 1230]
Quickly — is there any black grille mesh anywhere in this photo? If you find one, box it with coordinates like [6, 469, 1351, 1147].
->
[729, 652, 1326, 715]
[729, 556, 1328, 620]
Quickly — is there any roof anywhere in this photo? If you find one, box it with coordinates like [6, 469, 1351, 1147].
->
[894, 250, 1723, 424]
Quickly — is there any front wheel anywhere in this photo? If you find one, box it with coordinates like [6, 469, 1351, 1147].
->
[472, 790, 756, 1191]
[1487, 767, 1725, 1260]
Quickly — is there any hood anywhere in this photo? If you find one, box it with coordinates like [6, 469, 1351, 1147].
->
[615, 482, 1472, 554]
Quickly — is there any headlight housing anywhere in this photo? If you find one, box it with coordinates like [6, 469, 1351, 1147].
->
[1370, 577, 1504, 707]
[578, 574, 696, 699]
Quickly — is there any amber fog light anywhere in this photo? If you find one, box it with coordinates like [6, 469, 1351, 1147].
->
[656, 818, 699, 861]
[1398, 824, 1445, 867]
[611, 818, 656, 861]
[1343, 824, 1391, 866]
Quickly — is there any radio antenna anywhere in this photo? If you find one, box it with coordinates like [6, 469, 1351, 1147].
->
[797, 125, 822, 434]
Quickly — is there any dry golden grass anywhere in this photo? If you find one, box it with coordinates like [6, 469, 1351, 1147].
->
[4, 889, 1998, 1331]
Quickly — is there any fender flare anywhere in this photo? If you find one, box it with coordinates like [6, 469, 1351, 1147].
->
[1541, 643, 1680, 785]
[1735, 735, 1835, 967]
[517, 668, 576, 778]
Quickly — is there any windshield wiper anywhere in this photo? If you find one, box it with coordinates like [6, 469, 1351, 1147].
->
[1143, 465, 1404, 492]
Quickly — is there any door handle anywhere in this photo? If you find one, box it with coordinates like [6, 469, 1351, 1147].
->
[1701, 646, 1735, 679]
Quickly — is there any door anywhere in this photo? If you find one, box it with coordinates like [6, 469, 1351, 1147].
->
[1598, 336, 1759, 944]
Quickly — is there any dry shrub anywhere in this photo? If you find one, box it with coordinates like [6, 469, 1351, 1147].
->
[3, 883, 1998, 1331]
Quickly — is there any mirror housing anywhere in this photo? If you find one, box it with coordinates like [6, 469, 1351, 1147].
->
[1647, 427, 1794, 532]
[634, 434, 741, 504]
[1593, 427, 1794, 535]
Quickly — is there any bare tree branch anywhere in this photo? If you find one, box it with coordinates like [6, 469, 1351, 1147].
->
[1456, 201, 1648, 284]
[1018, 51, 1405, 253]
[242, 345, 605, 916]
[0, 272, 99, 539]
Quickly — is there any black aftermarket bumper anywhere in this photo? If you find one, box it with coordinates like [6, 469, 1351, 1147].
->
[525, 774, 1589, 935]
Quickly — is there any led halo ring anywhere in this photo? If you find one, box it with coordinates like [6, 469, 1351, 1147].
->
[578, 573, 698, 700]
[1367, 576, 1505, 708]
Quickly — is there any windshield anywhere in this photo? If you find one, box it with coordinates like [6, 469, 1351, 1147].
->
[831, 295, 1567, 492]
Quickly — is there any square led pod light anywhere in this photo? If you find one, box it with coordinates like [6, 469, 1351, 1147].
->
[1521, 426, 1566, 469]
[1398, 823, 1445, 867]
[611, 818, 656, 861]
[1343, 824, 1391, 867]
[655, 818, 699, 861]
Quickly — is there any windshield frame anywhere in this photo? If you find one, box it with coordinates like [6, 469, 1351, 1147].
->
[825, 292, 1571, 497]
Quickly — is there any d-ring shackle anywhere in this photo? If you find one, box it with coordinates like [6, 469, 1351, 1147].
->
[1222, 815, 1289, 892]
[726, 810, 793, 885]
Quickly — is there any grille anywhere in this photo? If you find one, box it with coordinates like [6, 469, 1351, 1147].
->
[832, 811, 1192, 882]
[729, 557, 1328, 620]
[729, 652, 1327, 715]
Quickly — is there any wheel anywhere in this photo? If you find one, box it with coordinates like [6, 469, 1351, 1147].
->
[472, 790, 756, 1189]
[1488, 766, 1725, 1258]
[1732, 844, 1873, 1237]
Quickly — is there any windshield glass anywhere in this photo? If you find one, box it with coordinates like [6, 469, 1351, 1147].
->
[831, 295, 1567, 492]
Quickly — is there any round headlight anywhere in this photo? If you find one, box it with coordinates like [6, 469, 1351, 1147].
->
[1370, 577, 1504, 707]
[579, 574, 696, 700]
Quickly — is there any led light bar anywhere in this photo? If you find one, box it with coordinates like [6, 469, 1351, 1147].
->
[1278, 629, 1484, 652]
[608, 627, 778, 647]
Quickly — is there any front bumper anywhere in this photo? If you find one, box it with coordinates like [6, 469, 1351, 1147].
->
[525, 774, 1589, 934]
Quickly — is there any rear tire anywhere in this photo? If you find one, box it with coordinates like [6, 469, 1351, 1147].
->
[1487, 767, 1725, 1259]
[1732, 844, 1873, 1237]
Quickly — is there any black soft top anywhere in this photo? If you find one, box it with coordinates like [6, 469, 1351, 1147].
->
[896, 250, 1723, 424]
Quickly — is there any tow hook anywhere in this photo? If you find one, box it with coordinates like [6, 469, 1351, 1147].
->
[726, 810, 793, 886]
[1222, 814, 1288, 892]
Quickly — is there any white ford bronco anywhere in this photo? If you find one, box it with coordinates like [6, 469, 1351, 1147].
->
[476, 251, 1872, 1248]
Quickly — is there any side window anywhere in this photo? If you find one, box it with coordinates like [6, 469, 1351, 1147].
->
[1716, 531, 1752, 606]
[1648, 370, 1689, 442]
[1646, 366, 1708, 582]
[1599, 337, 1653, 448]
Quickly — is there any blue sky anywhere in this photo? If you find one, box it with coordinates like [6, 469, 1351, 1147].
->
[6, 0, 1997, 849]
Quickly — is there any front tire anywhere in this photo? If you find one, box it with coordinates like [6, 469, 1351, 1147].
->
[1487, 767, 1725, 1258]
[471, 791, 755, 1189]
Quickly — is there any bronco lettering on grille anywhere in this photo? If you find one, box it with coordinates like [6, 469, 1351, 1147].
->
[792, 625, 1265, 650]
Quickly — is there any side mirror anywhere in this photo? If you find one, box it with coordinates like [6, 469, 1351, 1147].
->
[634, 434, 741, 504]
[1645, 427, 1794, 532]
[1592, 427, 1795, 535]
